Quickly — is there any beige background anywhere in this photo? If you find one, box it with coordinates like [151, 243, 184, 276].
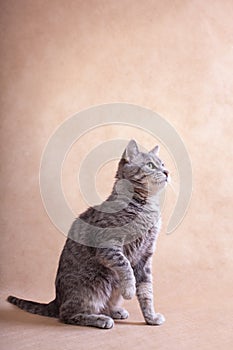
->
[0, 1, 233, 349]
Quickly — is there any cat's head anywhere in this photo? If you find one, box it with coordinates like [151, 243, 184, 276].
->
[116, 140, 169, 198]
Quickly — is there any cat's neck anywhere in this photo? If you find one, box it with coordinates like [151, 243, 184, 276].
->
[111, 178, 160, 212]
[133, 192, 160, 212]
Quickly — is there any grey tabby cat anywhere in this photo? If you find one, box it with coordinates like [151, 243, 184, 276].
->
[7, 140, 169, 329]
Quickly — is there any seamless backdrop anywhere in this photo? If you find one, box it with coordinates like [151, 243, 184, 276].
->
[0, 1, 233, 350]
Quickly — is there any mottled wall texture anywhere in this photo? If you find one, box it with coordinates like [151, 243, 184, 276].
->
[0, 0, 232, 347]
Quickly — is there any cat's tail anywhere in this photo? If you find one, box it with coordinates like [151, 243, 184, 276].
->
[7, 295, 59, 318]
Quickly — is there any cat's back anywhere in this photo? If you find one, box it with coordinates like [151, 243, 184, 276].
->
[56, 237, 96, 275]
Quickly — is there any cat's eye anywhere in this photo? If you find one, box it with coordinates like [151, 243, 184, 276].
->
[147, 162, 156, 169]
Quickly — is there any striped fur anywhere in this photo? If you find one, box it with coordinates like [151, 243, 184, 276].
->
[7, 296, 59, 318]
[7, 140, 168, 329]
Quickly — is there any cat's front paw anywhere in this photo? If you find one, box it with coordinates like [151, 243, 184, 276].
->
[146, 313, 165, 326]
[120, 279, 136, 300]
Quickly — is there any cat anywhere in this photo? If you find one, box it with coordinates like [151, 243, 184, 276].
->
[7, 139, 169, 329]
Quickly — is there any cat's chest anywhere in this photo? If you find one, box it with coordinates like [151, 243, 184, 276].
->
[123, 223, 160, 266]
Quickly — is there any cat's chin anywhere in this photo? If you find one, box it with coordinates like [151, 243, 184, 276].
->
[157, 179, 167, 188]
[155, 180, 167, 193]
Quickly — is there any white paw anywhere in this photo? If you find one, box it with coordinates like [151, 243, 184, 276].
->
[111, 308, 129, 319]
[96, 316, 114, 329]
[146, 313, 165, 326]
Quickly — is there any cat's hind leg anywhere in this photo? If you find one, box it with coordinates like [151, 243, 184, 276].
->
[59, 298, 114, 329]
[58, 271, 115, 329]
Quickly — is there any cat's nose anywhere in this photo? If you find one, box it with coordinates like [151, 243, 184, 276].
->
[163, 170, 169, 178]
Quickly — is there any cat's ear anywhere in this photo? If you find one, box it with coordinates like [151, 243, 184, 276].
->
[149, 145, 160, 156]
[122, 139, 139, 162]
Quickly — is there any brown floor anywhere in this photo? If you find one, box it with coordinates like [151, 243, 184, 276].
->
[1, 273, 232, 350]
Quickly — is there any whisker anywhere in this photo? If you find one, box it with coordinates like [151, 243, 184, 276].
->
[169, 179, 179, 187]
[168, 182, 178, 195]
